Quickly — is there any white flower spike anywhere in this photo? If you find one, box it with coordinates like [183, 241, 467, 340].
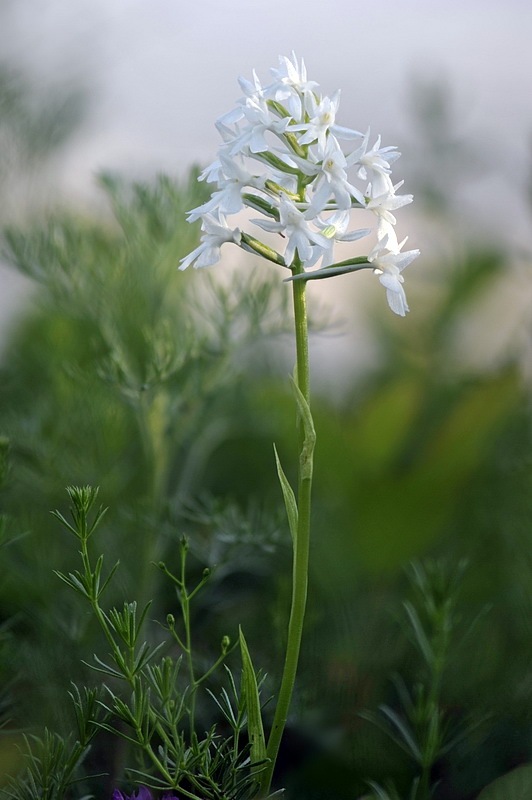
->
[181, 55, 419, 315]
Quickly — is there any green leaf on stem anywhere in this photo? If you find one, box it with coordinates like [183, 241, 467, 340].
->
[238, 627, 266, 769]
[359, 707, 422, 762]
[273, 443, 298, 546]
[289, 376, 316, 481]
[402, 599, 434, 666]
[54, 569, 91, 598]
[284, 257, 370, 283]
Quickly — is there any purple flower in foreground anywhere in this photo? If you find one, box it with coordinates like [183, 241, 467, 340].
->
[113, 788, 153, 800]
[112, 787, 179, 800]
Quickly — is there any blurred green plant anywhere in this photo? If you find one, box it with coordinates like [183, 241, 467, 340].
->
[4, 205, 530, 798]
[405, 76, 486, 217]
[0, 477, 282, 800]
[0, 61, 85, 208]
[0, 171, 293, 748]
[360, 560, 483, 799]
[477, 763, 532, 800]
[258, 242, 530, 798]
[2, 195, 531, 799]
[1, 69, 532, 798]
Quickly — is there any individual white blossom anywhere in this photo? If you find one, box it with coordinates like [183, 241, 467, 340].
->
[181, 53, 419, 315]
[179, 213, 241, 270]
[187, 153, 266, 222]
[365, 180, 414, 225]
[368, 225, 420, 316]
[291, 91, 363, 152]
[349, 132, 401, 182]
[252, 194, 330, 266]
[237, 69, 267, 105]
[297, 135, 366, 216]
[268, 52, 318, 100]
[311, 210, 371, 267]
[225, 98, 292, 157]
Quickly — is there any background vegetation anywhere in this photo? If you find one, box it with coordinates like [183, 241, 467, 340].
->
[1, 53, 532, 800]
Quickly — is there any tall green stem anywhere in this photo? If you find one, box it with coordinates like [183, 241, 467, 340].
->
[180, 545, 198, 733]
[260, 259, 313, 796]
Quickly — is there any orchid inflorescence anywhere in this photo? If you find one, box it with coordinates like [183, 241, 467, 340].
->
[180, 53, 419, 315]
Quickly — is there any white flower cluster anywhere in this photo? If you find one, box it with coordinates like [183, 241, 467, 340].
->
[181, 53, 419, 316]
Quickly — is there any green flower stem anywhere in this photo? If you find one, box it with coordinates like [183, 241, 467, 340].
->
[260, 257, 313, 796]
[179, 544, 198, 732]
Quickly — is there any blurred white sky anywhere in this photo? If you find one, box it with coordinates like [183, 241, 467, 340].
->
[2, 0, 531, 193]
[1, 0, 532, 380]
